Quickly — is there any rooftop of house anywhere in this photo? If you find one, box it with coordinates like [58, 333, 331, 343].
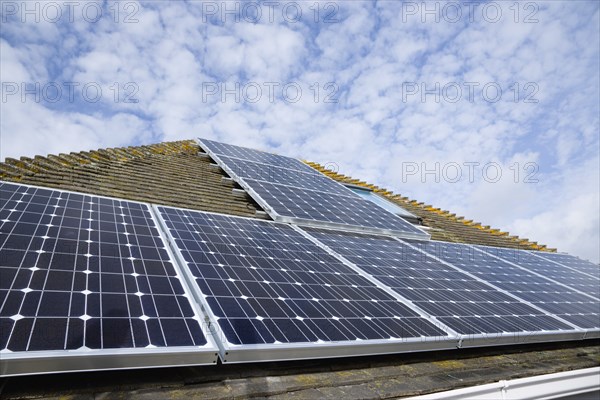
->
[0, 139, 554, 251]
[0, 139, 597, 399]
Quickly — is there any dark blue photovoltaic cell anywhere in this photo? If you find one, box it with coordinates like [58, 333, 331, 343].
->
[198, 138, 429, 238]
[306, 228, 574, 335]
[157, 206, 447, 345]
[418, 242, 599, 330]
[0, 182, 207, 352]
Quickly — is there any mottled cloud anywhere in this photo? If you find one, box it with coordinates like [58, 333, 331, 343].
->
[1, 1, 598, 262]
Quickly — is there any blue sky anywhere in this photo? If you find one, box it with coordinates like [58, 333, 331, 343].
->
[1, 1, 599, 262]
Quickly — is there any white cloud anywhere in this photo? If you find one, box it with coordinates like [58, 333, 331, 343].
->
[509, 156, 600, 263]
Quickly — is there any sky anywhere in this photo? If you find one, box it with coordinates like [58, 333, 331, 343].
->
[1, 1, 599, 263]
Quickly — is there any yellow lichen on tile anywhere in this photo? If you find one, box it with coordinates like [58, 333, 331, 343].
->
[432, 360, 466, 369]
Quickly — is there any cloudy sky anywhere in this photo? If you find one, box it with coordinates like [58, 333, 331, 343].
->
[1, 1, 599, 262]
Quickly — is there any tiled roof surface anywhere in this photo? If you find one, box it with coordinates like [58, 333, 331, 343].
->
[0, 140, 263, 218]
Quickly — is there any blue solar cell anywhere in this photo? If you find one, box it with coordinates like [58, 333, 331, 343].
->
[156, 205, 448, 351]
[306, 228, 575, 336]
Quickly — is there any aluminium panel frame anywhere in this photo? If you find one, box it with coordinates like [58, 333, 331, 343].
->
[196, 138, 431, 241]
[0, 345, 219, 377]
[203, 328, 591, 364]
[209, 329, 594, 364]
[0, 182, 220, 377]
[217, 336, 458, 364]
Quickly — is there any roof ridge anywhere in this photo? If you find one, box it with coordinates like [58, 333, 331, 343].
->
[0, 140, 198, 178]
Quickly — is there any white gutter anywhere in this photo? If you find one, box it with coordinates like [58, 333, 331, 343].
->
[404, 367, 600, 400]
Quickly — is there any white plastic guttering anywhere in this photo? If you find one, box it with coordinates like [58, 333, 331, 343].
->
[404, 367, 600, 400]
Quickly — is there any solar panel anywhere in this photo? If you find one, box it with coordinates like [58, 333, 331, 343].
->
[197, 138, 429, 239]
[0, 182, 218, 376]
[199, 138, 319, 175]
[155, 205, 452, 363]
[480, 246, 600, 302]
[217, 155, 352, 197]
[420, 242, 600, 330]
[305, 229, 579, 347]
[519, 252, 599, 300]
[527, 251, 600, 282]
[245, 179, 430, 234]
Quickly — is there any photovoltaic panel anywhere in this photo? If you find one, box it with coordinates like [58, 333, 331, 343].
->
[246, 179, 430, 235]
[217, 155, 352, 197]
[477, 246, 600, 302]
[476, 246, 600, 302]
[530, 251, 600, 288]
[199, 138, 319, 175]
[197, 138, 429, 239]
[155, 205, 452, 362]
[305, 228, 575, 341]
[419, 242, 599, 330]
[0, 182, 217, 376]
[533, 252, 599, 277]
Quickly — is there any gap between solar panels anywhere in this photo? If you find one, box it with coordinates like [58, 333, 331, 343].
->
[196, 138, 431, 240]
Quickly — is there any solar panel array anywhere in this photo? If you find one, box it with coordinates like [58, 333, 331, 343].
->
[305, 228, 574, 336]
[156, 206, 449, 361]
[2, 153, 599, 375]
[197, 138, 429, 239]
[531, 251, 600, 278]
[0, 182, 217, 376]
[420, 242, 600, 330]
[519, 251, 599, 299]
